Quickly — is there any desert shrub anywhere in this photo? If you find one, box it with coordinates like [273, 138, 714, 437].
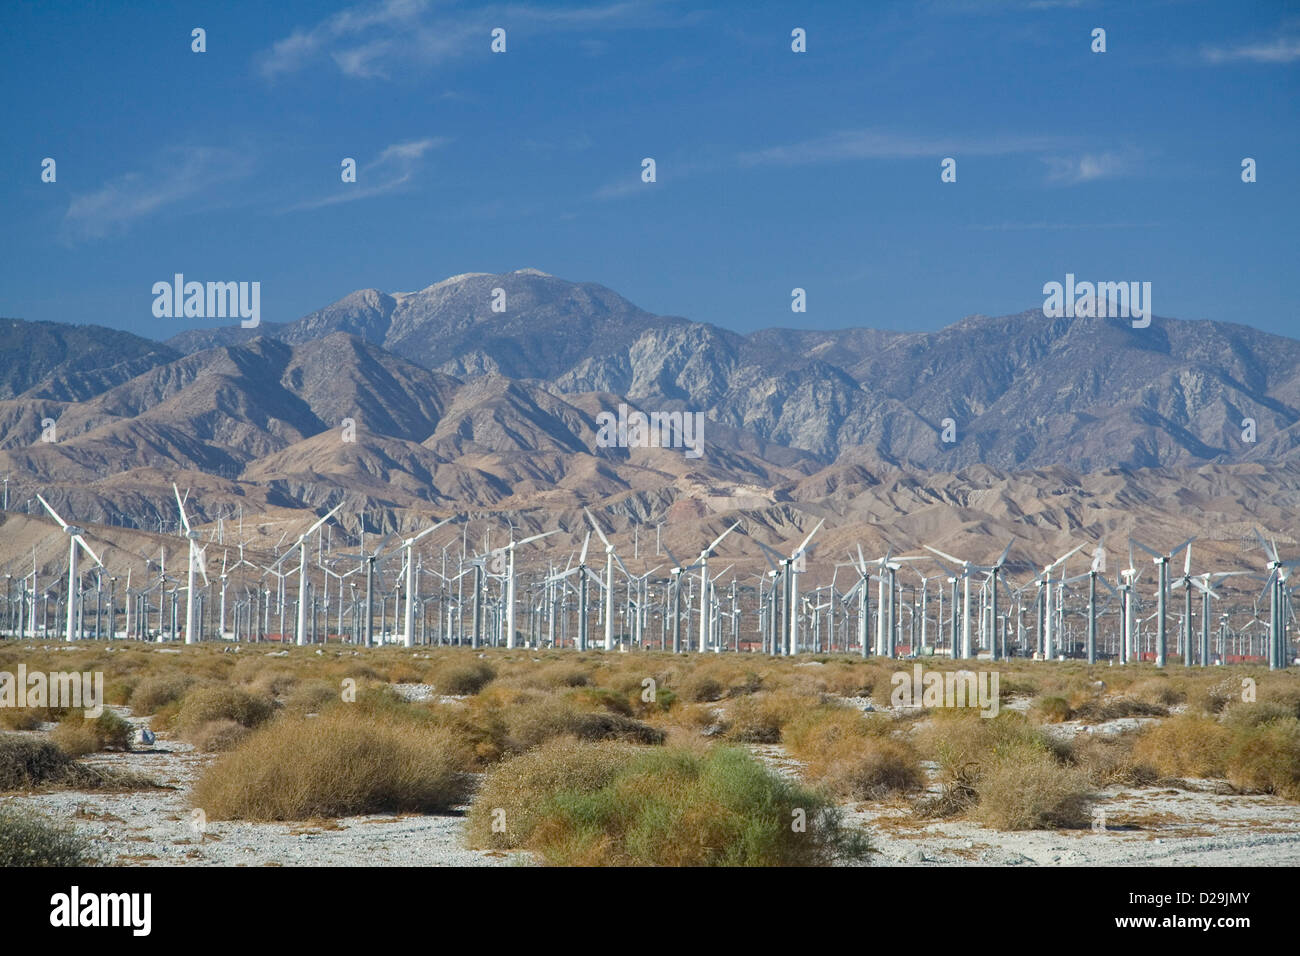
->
[822, 737, 924, 800]
[1031, 696, 1071, 723]
[128, 674, 195, 715]
[1067, 696, 1168, 722]
[1191, 678, 1240, 716]
[192, 711, 471, 821]
[783, 705, 922, 799]
[0, 707, 44, 731]
[436, 661, 497, 696]
[727, 671, 766, 697]
[1258, 684, 1300, 719]
[1219, 701, 1295, 731]
[914, 711, 1089, 829]
[1132, 714, 1231, 779]
[466, 740, 870, 865]
[0, 737, 153, 792]
[569, 686, 634, 716]
[678, 672, 726, 703]
[285, 679, 340, 714]
[503, 695, 664, 749]
[1223, 717, 1300, 799]
[0, 738, 75, 789]
[247, 668, 301, 698]
[725, 692, 804, 743]
[188, 719, 251, 753]
[104, 676, 137, 706]
[1128, 678, 1185, 708]
[1066, 732, 1156, 787]
[50, 710, 133, 757]
[173, 686, 275, 738]
[0, 805, 97, 866]
[972, 750, 1093, 830]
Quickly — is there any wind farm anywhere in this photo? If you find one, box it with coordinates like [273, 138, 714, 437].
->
[2, 0, 1298, 892]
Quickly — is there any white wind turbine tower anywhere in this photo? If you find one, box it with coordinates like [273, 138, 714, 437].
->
[1065, 540, 1111, 664]
[585, 508, 629, 651]
[967, 541, 1013, 660]
[502, 527, 558, 649]
[1131, 535, 1194, 667]
[1253, 529, 1299, 670]
[547, 532, 594, 650]
[172, 484, 210, 644]
[1116, 543, 1144, 664]
[399, 517, 454, 647]
[36, 494, 104, 643]
[846, 545, 873, 658]
[695, 521, 743, 654]
[873, 550, 924, 658]
[1170, 544, 1221, 666]
[924, 545, 979, 658]
[662, 544, 702, 654]
[268, 503, 343, 647]
[1031, 543, 1085, 660]
[785, 519, 826, 654]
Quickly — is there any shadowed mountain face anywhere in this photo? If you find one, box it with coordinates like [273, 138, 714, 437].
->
[1, 270, 1297, 553]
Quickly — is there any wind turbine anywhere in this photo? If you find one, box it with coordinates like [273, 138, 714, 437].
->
[1253, 529, 1300, 670]
[172, 484, 210, 644]
[337, 532, 397, 647]
[268, 503, 343, 647]
[662, 544, 702, 654]
[968, 540, 1014, 660]
[585, 509, 630, 652]
[501, 526, 557, 649]
[1131, 535, 1194, 667]
[35, 494, 104, 643]
[923, 544, 982, 658]
[1029, 543, 1085, 660]
[547, 532, 594, 650]
[695, 521, 743, 654]
[390, 517, 456, 647]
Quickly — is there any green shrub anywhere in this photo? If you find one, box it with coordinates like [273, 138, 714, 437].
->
[466, 741, 870, 865]
[51, 710, 134, 756]
[0, 805, 97, 866]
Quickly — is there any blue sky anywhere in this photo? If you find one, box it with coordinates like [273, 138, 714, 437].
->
[2, 0, 1297, 342]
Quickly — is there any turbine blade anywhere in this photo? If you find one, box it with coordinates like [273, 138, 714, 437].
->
[924, 544, 963, 566]
[35, 493, 69, 531]
[791, 518, 824, 558]
[1130, 537, 1162, 560]
[584, 508, 613, 551]
[172, 483, 192, 535]
[73, 534, 103, 568]
[706, 520, 743, 556]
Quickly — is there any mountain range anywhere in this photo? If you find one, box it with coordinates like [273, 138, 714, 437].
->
[2, 269, 1298, 577]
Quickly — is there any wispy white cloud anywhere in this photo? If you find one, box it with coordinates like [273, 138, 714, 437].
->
[1041, 150, 1138, 185]
[258, 0, 672, 80]
[1202, 36, 1300, 64]
[62, 147, 254, 241]
[285, 137, 450, 211]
